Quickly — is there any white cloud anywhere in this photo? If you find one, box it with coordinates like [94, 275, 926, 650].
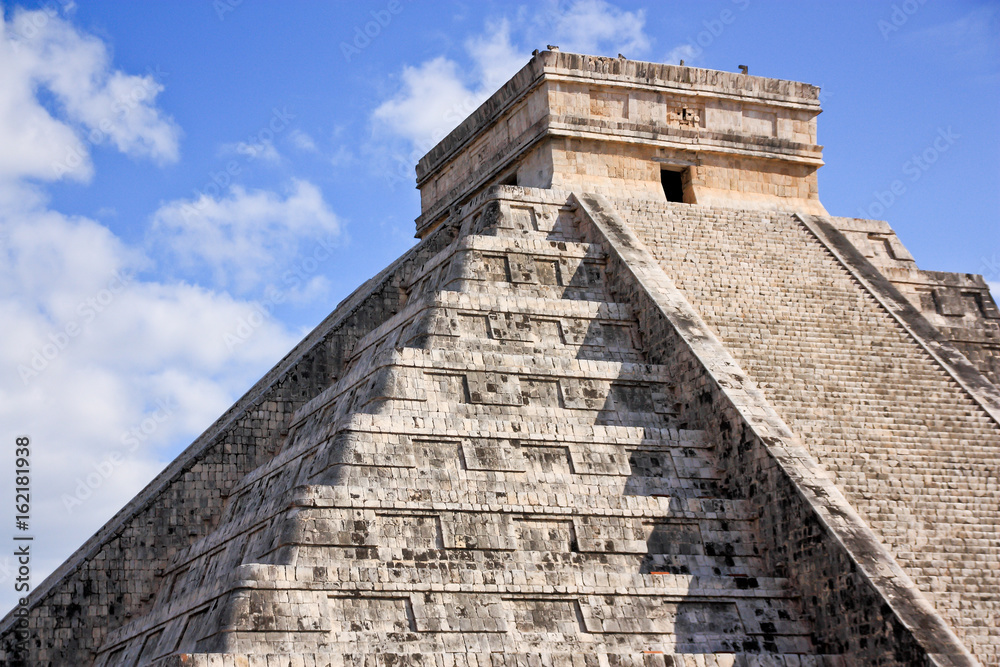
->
[150, 179, 341, 293]
[220, 139, 282, 164]
[540, 0, 649, 56]
[286, 274, 332, 305]
[373, 1, 651, 153]
[988, 281, 1000, 299]
[330, 145, 354, 168]
[904, 5, 999, 63]
[665, 43, 699, 66]
[0, 8, 317, 616]
[289, 129, 318, 153]
[374, 56, 487, 151]
[0, 7, 180, 183]
[0, 184, 300, 613]
[466, 18, 525, 92]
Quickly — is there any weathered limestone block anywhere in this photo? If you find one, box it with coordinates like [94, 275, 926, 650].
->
[4, 49, 995, 666]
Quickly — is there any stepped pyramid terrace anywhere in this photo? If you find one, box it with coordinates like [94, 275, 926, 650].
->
[2, 51, 999, 666]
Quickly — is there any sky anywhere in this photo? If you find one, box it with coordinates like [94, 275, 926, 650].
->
[0, 0, 997, 614]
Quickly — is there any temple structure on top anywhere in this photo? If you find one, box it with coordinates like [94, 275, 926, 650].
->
[415, 51, 827, 239]
[2, 51, 998, 667]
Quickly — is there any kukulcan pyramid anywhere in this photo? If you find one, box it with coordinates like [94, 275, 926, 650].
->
[3, 51, 999, 667]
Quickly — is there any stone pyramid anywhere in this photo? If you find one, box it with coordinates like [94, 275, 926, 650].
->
[3, 51, 999, 667]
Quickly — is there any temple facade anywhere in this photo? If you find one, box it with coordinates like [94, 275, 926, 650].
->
[3, 51, 998, 667]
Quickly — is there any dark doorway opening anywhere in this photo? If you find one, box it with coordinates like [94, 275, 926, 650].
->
[661, 169, 685, 203]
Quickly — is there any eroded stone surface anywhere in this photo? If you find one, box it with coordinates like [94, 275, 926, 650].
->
[85, 191, 831, 664]
[2, 51, 997, 667]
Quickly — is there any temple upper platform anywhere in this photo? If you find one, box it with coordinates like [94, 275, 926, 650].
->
[415, 50, 826, 237]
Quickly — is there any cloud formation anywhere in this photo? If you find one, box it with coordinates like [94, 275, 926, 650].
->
[289, 129, 318, 153]
[0, 183, 300, 610]
[150, 179, 341, 294]
[0, 6, 180, 183]
[902, 4, 999, 63]
[0, 6, 321, 613]
[541, 0, 648, 56]
[373, 0, 651, 154]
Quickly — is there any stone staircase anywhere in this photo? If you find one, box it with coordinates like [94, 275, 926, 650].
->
[91, 192, 845, 665]
[615, 197, 1000, 666]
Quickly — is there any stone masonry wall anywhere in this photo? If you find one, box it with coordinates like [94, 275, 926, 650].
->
[617, 199, 1000, 665]
[573, 192, 974, 665]
[0, 223, 458, 666]
[830, 216, 1000, 387]
[415, 51, 826, 237]
[89, 186, 828, 665]
[537, 136, 824, 215]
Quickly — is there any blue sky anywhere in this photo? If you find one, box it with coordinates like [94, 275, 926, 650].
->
[0, 0, 997, 613]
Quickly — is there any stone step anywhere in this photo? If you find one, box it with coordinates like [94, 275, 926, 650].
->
[175, 492, 760, 576]
[262, 420, 712, 492]
[388, 342, 673, 377]
[367, 404, 676, 431]
[406, 334, 647, 365]
[411, 233, 607, 284]
[146, 653, 849, 667]
[230, 564, 799, 598]
[244, 440, 720, 495]
[299, 640, 818, 658]
[406, 235, 612, 304]
[344, 291, 646, 372]
[277, 487, 751, 525]
[440, 279, 614, 304]
[291, 408, 706, 447]
[355, 289, 637, 351]
[285, 546, 770, 577]
[278, 510, 758, 555]
[612, 198, 1000, 659]
[349, 413, 706, 444]
[291, 352, 682, 437]
[122, 580, 812, 658]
